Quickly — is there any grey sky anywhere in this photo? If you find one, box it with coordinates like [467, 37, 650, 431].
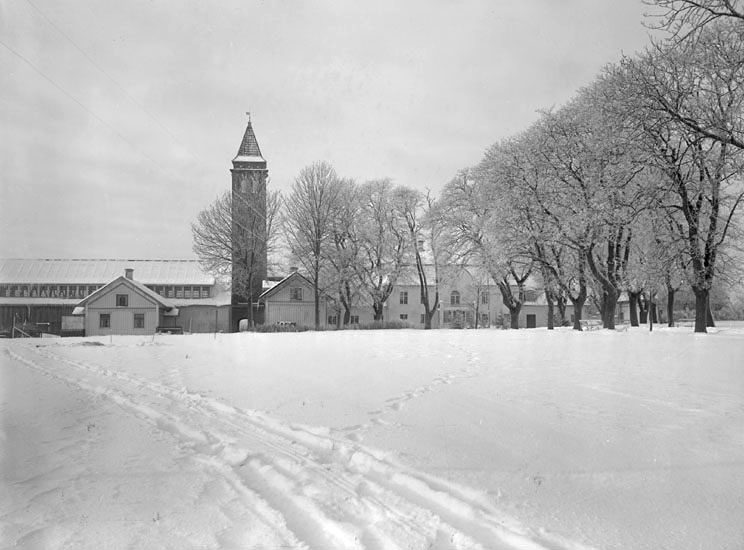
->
[1, 0, 656, 260]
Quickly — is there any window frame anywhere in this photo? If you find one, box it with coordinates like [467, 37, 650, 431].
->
[289, 287, 303, 301]
[399, 290, 408, 305]
[99, 313, 110, 328]
[133, 313, 145, 329]
[116, 294, 128, 307]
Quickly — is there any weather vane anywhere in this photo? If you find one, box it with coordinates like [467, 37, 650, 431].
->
[246, 111, 251, 123]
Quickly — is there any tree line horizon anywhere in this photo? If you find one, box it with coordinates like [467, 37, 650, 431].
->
[193, 1, 744, 333]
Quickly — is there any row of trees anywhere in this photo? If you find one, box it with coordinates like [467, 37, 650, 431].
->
[193, 0, 744, 333]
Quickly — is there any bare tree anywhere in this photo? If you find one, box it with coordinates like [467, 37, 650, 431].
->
[283, 161, 344, 329]
[191, 188, 281, 326]
[394, 187, 440, 329]
[645, 0, 744, 40]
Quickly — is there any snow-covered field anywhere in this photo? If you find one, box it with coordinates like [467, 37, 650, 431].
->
[1, 326, 743, 550]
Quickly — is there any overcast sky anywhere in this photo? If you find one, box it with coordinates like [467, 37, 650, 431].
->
[1, 0, 659, 260]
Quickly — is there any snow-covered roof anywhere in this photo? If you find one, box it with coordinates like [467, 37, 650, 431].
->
[75, 275, 176, 311]
[0, 259, 214, 286]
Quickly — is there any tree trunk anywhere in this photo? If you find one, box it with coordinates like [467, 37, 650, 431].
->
[545, 289, 555, 330]
[570, 296, 585, 331]
[603, 290, 618, 330]
[666, 288, 676, 327]
[693, 287, 708, 333]
[373, 301, 384, 322]
[556, 294, 567, 326]
[509, 308, 520, 329]
[314, 280, 320, 330]
[629, 291, 641, 327]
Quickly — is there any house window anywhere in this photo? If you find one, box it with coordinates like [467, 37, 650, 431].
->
[185, 287, 192, 299]
[327, 315, 337, 326]
[350, 315, 359, 325]
[87, 286, 97, 296]
[99, 313, 110, 328]
[480, 313, 489, 326]
[133, 313, 145, 329]
[202, 286, 210, 298]
[175, 287, 183, 299]
[399, 291, 408, 305]
[450, 290, 460, 306]
[400, 314, 408, 320]
[116, 294, 128, 307]
[78, 286, 86, 298]
[289, 287, 303, 301]
[481, 292, 489, 304]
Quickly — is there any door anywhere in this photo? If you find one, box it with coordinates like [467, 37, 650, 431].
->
[526, 314, 537, 328]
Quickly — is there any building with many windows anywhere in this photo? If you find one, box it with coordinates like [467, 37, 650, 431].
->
[0, 259, 230, 336]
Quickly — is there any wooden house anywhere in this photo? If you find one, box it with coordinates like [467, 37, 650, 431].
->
[72, 269, 179, 336]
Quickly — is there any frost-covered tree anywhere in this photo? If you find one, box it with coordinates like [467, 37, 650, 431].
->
[394, 187, 441, 329]
[615, 31, 744, 332]
[283, 161, 345, 329]
[645, 0, 744, 40]
[355, 179, 410, 321]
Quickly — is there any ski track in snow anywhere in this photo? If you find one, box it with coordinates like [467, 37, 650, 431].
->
[5, 343, 594, 550]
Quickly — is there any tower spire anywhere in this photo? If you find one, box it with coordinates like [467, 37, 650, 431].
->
[233, 113, 265, 164]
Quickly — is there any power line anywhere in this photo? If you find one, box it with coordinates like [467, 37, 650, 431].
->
[23, 0, 189, 151]
[0, 36, 164, 173]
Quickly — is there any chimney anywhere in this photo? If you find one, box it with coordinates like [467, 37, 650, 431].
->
[125, 268, 134, 280]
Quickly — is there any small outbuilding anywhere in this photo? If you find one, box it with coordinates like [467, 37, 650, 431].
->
[259, 270, 334, 328]
[73, 269, 178, 336]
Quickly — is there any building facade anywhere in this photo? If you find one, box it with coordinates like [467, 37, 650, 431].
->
[0, 259, 230, 336]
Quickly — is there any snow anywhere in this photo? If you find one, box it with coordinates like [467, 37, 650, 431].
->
[2, 326, 743, 550]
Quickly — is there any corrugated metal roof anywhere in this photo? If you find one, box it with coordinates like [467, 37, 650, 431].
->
[0, 259, 215, 285]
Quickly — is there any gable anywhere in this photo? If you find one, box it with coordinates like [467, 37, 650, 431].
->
[86, 280, 160, 309]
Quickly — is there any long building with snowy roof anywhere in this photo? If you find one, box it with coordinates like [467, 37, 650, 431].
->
[0, 258, 231, 336]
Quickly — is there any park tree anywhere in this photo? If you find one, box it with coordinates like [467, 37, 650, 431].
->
[283, 161, 345, 329]
[394, 187, 442, 329]
[645, 0, 744, 40]
[191, 188, 281, 326]
[354, 179, 410, 321]
[531, 86, 649, 329]
[440, 167, 531, 329]
[616, 25, 744, 332]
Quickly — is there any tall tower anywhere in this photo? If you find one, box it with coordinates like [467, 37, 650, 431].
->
[230, 114, 268, 328]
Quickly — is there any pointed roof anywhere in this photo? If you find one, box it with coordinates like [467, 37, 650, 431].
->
[232, 121, 266, 166]
[74, 274, 176, 312]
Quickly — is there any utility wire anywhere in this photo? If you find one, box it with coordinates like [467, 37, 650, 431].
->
[1, 36, 165, 174]
[23, 0, 189, 152]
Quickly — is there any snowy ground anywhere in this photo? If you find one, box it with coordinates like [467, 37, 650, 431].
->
[1, 326, 743, 550]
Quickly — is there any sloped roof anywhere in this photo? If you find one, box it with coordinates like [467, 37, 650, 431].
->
[232, 121, 266, 164]
[258, 271, 335, 301]
[76, 275, 175, 310]
[0, 259, 214, 285]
